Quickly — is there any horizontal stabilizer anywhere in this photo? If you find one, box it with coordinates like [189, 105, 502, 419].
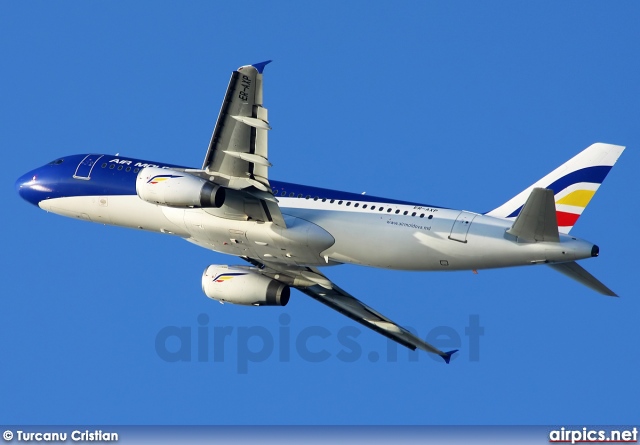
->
[506, 188, 559, 242]
[548, 261, 617, 297]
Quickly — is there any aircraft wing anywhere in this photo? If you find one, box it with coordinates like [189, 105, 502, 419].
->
[244, 258, 458, 363]
[202, 60, 273, 191]
[195, 61, 285, 226]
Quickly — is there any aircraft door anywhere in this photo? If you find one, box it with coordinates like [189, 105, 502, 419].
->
[73, 154, 103, 180]
[448, 211, 477, 243]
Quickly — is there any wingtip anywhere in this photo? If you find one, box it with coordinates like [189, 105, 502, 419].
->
[441, 349, 459, 364]
[252, 60, 273, 74]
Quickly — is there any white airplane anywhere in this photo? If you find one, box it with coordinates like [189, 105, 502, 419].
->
[16, 61, 624, 363]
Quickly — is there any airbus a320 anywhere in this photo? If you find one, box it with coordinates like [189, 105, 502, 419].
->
[16, 61, 625, 363]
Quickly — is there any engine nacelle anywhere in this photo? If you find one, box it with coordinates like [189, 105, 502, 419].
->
[202, 265, 290, 306]
[136, 167, 225, 208]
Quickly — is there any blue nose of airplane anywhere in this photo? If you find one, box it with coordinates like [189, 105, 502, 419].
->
[15, 169, 49, 206]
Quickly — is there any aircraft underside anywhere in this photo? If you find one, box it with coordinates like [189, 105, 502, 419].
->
[39, 193, 596, 271]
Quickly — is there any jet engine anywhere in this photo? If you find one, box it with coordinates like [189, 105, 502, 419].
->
[202, 265, 290, 306]
[136, 167, 225, 208]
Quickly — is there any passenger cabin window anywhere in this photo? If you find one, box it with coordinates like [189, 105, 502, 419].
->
[101, 163, 107, 168]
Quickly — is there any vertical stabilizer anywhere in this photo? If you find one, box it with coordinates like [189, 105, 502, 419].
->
[487, 143, 624, 233]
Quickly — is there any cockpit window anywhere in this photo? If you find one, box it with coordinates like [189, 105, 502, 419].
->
[48, 158, 64, 165]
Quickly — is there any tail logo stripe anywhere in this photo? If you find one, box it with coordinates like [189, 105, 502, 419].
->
[545, 165, 612, 195]
[556, 211, 580, 227]
[556, 189, 596, 207]
[507, 165, 612, 218]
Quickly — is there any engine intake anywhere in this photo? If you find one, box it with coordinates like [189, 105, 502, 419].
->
[202, 265, 290, 306]
[136, 167, 225, 208]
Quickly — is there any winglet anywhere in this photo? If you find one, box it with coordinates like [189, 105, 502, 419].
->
[252, 60, 273, 74]
[441, 349, 458, 364]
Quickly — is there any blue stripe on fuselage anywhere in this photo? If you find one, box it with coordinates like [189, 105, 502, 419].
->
[21, 153, 441, 208]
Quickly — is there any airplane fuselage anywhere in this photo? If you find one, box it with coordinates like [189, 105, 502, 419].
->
[16, 153, 597, 272]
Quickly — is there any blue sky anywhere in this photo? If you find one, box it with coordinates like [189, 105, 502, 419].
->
[2, 2, 639, 425]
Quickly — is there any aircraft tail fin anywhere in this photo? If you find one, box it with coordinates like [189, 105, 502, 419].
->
[487, 143, 625, 234]
[548, 261, 617, 297]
